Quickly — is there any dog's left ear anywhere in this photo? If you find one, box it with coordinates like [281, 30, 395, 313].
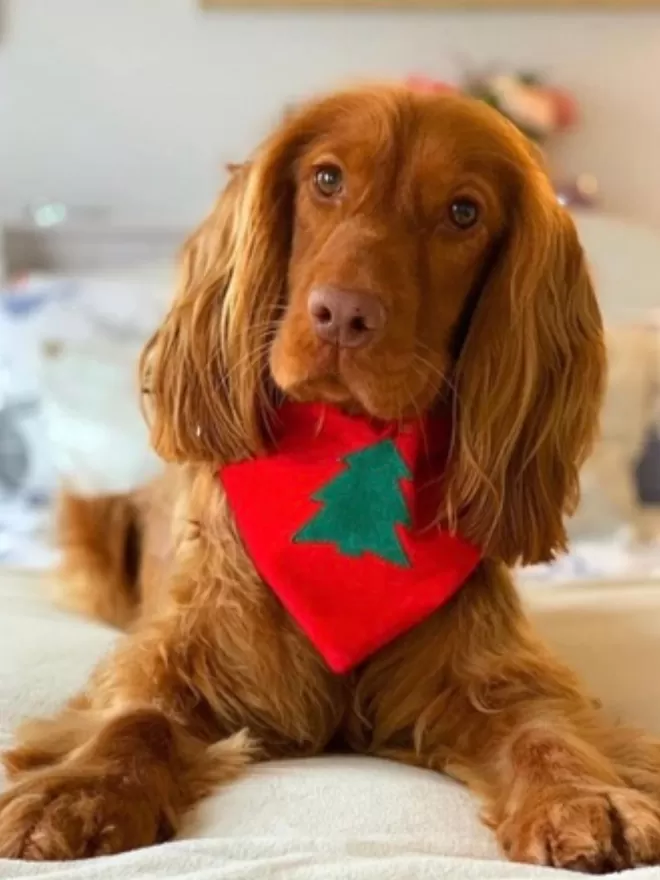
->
[447, 169, 606, 565]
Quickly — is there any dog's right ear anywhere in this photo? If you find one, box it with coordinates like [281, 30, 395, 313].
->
[140, 147, 294, 465]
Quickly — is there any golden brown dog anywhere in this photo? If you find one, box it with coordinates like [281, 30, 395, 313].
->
[2, 85, 660, 872]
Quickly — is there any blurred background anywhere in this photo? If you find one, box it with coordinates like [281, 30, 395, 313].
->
[0, 0, 658, 580]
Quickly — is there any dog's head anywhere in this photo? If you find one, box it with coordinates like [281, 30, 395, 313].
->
[142, 85, 605, 565]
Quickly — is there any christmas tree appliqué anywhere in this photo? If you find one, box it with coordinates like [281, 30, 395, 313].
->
[293, 439, 412, 567]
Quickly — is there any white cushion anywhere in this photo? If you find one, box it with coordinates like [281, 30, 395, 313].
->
[573, 212, 660, 322]
[40, 335, 163, 497]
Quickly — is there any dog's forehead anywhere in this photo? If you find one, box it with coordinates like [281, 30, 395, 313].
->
[414, 97, 519, 152]
[298, 90, 525, 181]
[406, 100, 526, 182]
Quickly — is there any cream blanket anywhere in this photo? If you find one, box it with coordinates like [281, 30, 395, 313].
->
[1, 570, 659, 879]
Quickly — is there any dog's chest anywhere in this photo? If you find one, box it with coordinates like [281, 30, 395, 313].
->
[210, 538, 349, 753]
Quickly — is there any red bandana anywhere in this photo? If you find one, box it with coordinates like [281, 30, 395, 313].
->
[220, 403, 480, 673]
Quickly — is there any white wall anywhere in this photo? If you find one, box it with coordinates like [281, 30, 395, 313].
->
[2, 0, 660, 229]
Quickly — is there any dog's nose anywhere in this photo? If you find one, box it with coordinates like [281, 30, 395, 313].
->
[308, 286, 385, 349]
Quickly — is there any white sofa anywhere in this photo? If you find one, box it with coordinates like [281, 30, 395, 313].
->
[1, 568, 659, 879]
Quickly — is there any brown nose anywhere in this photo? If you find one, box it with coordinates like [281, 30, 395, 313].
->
[308, 286, 386, 349]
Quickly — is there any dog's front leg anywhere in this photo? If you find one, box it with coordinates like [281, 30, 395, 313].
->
[0, 617, 254, 861]
[351, 561, 660, 872]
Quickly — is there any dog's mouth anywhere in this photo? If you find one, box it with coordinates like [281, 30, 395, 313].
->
[270, 344, 444, 422]
[290, 376, 356, 408]
[275, 347, 357, 408]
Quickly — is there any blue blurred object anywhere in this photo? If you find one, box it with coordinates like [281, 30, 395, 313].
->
[0, 277, 76, 318]
[0, 274, 78, 565]
[636, 425, 660, 506]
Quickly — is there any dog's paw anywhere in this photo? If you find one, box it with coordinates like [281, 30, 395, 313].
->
[497, 786, 660, 872]
[0, 771, 173, 860]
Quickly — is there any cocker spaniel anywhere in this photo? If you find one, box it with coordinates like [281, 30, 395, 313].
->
[2, 85, 660, 873]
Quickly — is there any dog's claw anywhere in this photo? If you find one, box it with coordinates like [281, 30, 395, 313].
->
[497, 787, 660, 872]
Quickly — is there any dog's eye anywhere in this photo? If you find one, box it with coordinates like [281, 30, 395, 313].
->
[314, 164, 343, 198]
[449, 198, 479, 230]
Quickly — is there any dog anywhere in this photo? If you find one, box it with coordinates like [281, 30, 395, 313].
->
[2, 85, 660, 872]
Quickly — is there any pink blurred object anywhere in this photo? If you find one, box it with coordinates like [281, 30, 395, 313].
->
[406, 76, 458, 95]
[542, 86, 580, 130]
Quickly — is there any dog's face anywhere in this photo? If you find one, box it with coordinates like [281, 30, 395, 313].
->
[270, 96, 510, 419]
[143, 86, 606, 565]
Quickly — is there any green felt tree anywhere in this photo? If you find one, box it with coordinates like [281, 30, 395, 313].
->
[294, 439, 412, 567]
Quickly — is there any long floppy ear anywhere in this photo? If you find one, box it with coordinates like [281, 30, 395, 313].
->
[141, 144, 297, 464]
[448, 170, 606, 565]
